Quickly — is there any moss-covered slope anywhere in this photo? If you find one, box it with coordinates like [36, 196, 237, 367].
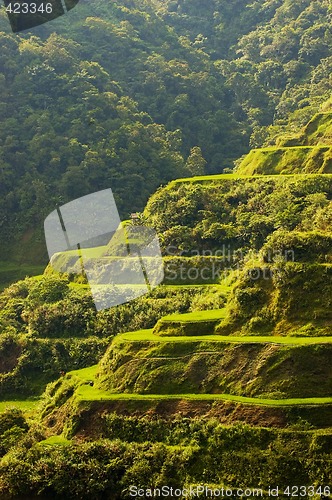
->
[216, 232, 332, 337]
[237, 113, 332, 175]
[95, 336, 332, 400]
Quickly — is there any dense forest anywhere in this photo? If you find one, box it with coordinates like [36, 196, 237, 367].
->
[2, 0, 332, 262]
[0, 0, 332, 499]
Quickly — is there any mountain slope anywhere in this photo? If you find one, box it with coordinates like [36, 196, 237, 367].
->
[3, 0, 332, 267]
[0, 3, 332, 496]
[1, 125, 332, 497]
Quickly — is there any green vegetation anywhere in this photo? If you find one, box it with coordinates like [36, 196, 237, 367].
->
[38, 435, 71, 447]
[236, 112, 332, 175]
[1, 421, 331, 500]
[95, 337, 332, 399]
[0, 276, 229, 396]
[0, 400, 39, 413]
[0, 262, 45, 291]
[1, 0, 332, 497]
[77, 390, 332, 407]
[217, 260, 332, 337]
[115, 330, 332, 345]
[59, 363, 332, 406]
[237, 146, 332, 175]
[153, 309, 227, 336]
[145, 174, 332, 253]
[0, 0, 250, 265]
[2, 135, 332, 496]
[2, 0, 332, 266]
[2, 139, 332, 497]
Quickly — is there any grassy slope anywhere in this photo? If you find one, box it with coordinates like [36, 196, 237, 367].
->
[96, 339, 331, 397]
[236, 112, 332, 175]
[3, 329, 331, 414]
[236, 147, 332, 175]
[168, 172, 332, 186]
[0, 400, 40, 413]
[303, 112, 332, 145]
[77, 387, 332, 406]
[69, 364, 332, 406]
[82, 115, 332, 410]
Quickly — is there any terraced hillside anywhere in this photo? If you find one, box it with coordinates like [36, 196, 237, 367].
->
[237, 112, 332, 175]
[1, 112, 332, 498]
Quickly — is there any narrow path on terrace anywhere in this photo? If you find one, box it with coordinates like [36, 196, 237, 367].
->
[114, 329, 332, 345]
[170, 172, 332, 185]
[76, 386, 332, 407]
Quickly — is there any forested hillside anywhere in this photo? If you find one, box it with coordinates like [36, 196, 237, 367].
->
[2, 0, 332, 265]
[154, 0, 332, 145]
[0, 1, 332, 498]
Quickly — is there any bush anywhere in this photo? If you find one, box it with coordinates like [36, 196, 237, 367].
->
[261, 230, 332, 263]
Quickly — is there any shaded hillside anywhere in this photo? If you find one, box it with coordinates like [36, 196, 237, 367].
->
[154, 0, 332, 145]
[0, 0, 248, 264]
[1, 3, 332, 495]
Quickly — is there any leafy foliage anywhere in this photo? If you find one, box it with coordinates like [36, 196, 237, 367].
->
[1, 2, 332, 496]
[0, 421, 330, 499]
[145, 175, 332, 254]
[0, 275, 223, 395]
[2, 0, 332, 261]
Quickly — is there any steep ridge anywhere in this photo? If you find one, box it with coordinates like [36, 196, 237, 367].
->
[2, 3, 332, 495]
[35, 112, 332, 440]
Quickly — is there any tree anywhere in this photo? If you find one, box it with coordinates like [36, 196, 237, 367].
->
[185, 146, 207, 176]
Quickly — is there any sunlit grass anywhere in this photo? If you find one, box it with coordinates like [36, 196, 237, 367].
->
[38, 435, 71, 446]
[68, 282, 232, 292]
[159, 309, 227, 323]
[52, 245, 108, 259]
[67, 344, 332, 408]
[75, 385, 332, 407]
[113, 329, 332, 345]
[69, 365, 98, 381]
[170, 172, 332, 185]
[0, 399, 40, 413]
